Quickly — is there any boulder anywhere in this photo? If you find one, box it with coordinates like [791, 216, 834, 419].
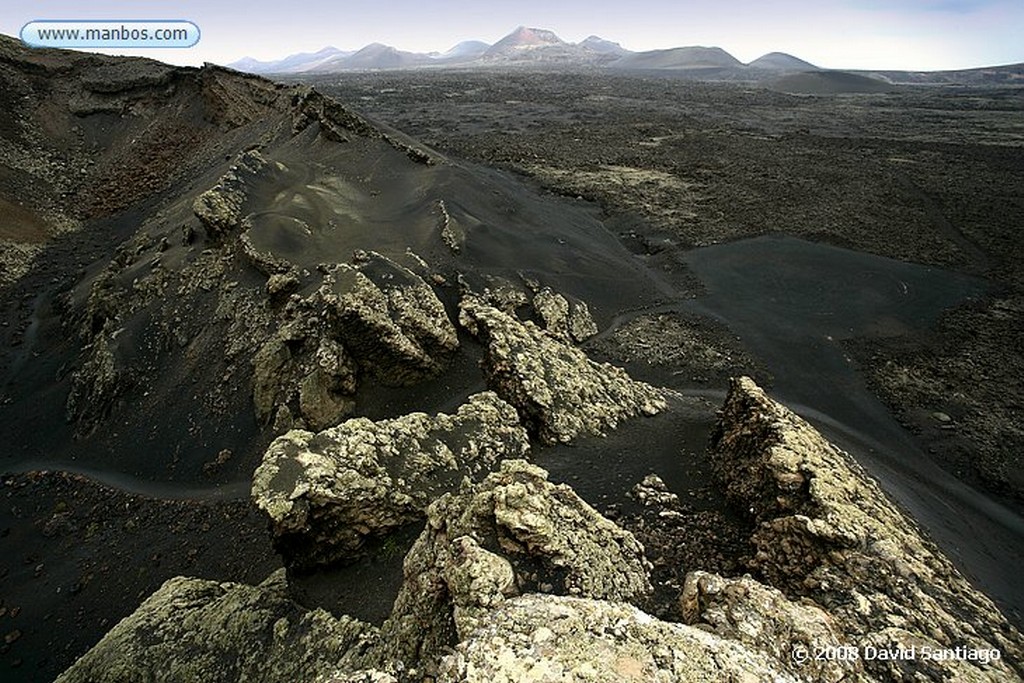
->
[380, 459, 652, 666]
[681, 571, 863, 683]
[55, 571, 378, 683]
[252, 392, 529, 569]
[325, 254, 458, 386]
[458, 296, 665, 444]
[252, 318, 358, 432]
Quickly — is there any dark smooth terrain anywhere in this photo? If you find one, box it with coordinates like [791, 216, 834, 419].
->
[1, 40, 1023, 680]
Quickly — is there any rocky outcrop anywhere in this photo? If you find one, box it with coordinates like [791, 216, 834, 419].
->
[192, 150, 268, 239]
[458, 296, 666, 444]
[328, 253, 458, 386]
[380, 459, 652, 667]
[532, 287, 597, 342]
[55, 571, 378, 683]
[251, 392, 529, 569]
[699, 376, 1024, 682]
[291, 87, 436, 164]
[251, 298, 359, 432]
[681, 571, 862, 683]
[473, 278, 596, 343]
[59, 379, 1024, 682]
[252, 252, 458, 430]
[436, 594, 799, 683]
[65, 335, 123, 436]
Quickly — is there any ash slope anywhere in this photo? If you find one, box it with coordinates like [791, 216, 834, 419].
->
[0, 34, 672, 486]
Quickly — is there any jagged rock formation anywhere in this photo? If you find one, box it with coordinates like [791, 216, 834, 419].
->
[251, 392, 529, 569]
[55, 571, 379, 683]
[379, 459, 653, 666]
[251, 252, 457, 431]
[458, 295, 666, 444]
[471, 277, 597, 343]
[323, 253, 458, 386]
[689, 376, 1024, 682]
[681, 571, 861, 683]
[475, 275, 530, 315]
[435, 594, 798, 682]
[531, 286, 598, 342]
[252, 311, 358, 432]
[290, 87, 437, 164]
[193, 150, 269, 238]
[58, 390, 1024, 681]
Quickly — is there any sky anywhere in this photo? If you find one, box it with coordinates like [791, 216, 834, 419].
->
[3, 0, 1023, 71]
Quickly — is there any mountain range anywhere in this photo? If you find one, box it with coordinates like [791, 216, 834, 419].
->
[228, 25, 817, 74]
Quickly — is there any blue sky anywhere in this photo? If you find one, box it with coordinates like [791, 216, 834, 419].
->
[4, 0, 1022, 70]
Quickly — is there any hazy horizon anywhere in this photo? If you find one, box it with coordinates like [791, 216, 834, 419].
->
[4, 0, 1023, 71]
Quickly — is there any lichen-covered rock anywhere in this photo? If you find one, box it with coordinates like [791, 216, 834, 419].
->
[325, 254, 458, 386]
[532, 287, 598, 343]
[252, 392, 529, 569]
[381, 459, 652, 667]
[251, 252, 457, 430]
[478, 275, 530, 315]
[681, 571, 864, 683]
[436, 594, 798, 683]
[567, 298, 598, 342]
[458, 296, 665, 444]
[65, 334, 123, 436]
[252, 318, 358, 431]
[193, 150, 268, 238]
[707, 376, 1024, 682]
[56, 572, 378, 683]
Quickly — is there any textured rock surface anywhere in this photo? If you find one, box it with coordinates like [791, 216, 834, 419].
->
[458, 295, 666, 444]
[252, 392, 529, 569]
[704, 376, 1024, 682]
[193, 150, 268, 238]
[252, 294, 359, 432]
[64, 335, 122, 436]
[532, 287, 597, 343]
[681, 571, 862, 683]
[436, 594, 798, 683]
[381, 459, 652, 666]
[326, 254, 458, 386]
[55, 571, 378, 683]
[252, 252, 458, 430]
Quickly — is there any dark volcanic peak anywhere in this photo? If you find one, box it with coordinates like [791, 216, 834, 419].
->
[747, 51, 819, 71]
[610, 45, 743, 70]
[484, 25, 567, 56]
[769, 70, 896, 94]
[338, 42, 427, 70]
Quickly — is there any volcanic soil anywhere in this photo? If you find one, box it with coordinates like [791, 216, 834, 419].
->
[2, 41, 1024, 680]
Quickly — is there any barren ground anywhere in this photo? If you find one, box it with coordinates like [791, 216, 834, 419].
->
[309, 70, 1024, 506]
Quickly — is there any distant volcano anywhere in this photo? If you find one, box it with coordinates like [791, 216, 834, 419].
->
[747, 52, 819, 71]
[610, 45, 743, 70]
[484, 26, 567, 57]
